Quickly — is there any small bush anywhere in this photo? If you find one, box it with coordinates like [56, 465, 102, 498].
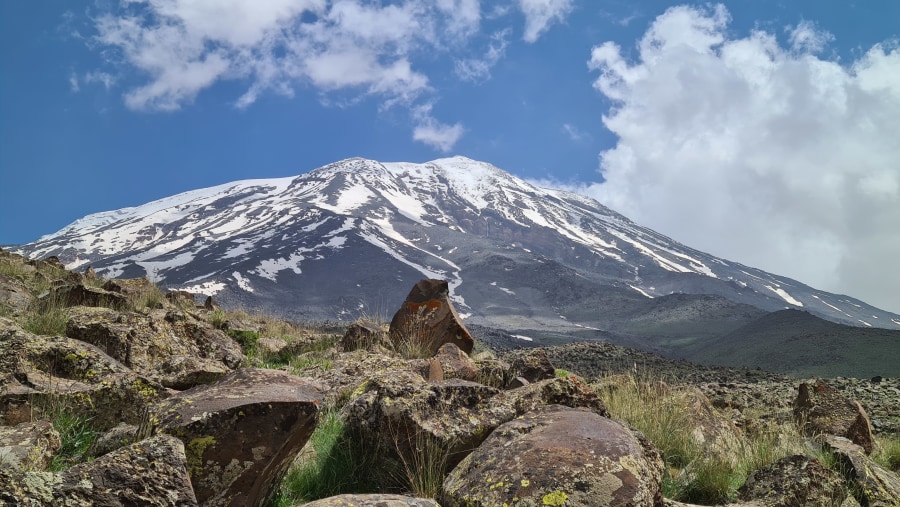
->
[273, 410, 378, 505]
[227, 329, 259, 354]
[48, 411, 98, 471]
[23, 296, 68, 336]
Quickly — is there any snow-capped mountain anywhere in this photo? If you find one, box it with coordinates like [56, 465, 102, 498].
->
[14, 157, 900, 337]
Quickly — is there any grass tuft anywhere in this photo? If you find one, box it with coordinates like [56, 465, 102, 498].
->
[48, 410, 98, 471]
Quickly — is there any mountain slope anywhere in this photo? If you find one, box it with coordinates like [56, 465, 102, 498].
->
[10, 156, 900, 375]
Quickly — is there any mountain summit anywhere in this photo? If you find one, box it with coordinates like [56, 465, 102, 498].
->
[13, 156, 900, 340]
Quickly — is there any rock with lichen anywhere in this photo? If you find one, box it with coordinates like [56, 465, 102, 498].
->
[389, 279, 474, 356]
[142, 368, 322, 507]
[794, 379, 875, 454]
[738, 454, 847, 506]
[0, 420, 61, 472]
[440, 404, 664, 507]
[824, 436, 900, 507]
[303, 494, 440, 506]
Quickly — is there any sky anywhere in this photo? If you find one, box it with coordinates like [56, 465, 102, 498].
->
[1, 1, 899, 314]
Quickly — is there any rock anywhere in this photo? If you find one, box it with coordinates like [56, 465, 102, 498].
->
[340, 320, 388, 352]
[165, 290, 195, 305]
[679, 388, 747, 466]
[0, 420, 61, 472]
[144, 368, 322, 507]
[38, 284, 129, 312]
[83, 266, 97, 280]
[0, 434, 197, 507]
[389, 279, 474, 356]
[794, 379, 875, 454]
[343, 372, 610, 480]
[428, 358, 444, 381]
[0, 271, 33, 318]
[56, 434, 198, 506]
[0, 318, 167, 432]
[738, 454, 847, 506]
[303, 494, 440, 507]
[203, 295, 219, 311]
[102, 277, 157, 302]
[509, 348, 556, 383]
[824, 436, 900, 507]
[256, 336, 288, 355]
[431, 342, 478, 381]
[87, 422, 138, 458]
[508, 376, 530, 388]
[473, 357, 513, 388]
[65, 306, 244, 389]
[440, 405, 664, 507]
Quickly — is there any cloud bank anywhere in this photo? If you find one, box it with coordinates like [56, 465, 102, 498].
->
[89, 0, 572, 151]
[585, 4, 900, 313]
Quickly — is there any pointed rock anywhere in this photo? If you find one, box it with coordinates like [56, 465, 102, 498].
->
[389, 279, 474, 356]
[794, 379, 875, 454]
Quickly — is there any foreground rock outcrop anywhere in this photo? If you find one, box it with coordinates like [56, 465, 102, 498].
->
[441, 405, 664, 507]
[143, 368, 323, 506]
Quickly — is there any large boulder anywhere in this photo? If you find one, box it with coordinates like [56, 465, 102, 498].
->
[340, 320, 390, 352]
[679, 388, 748, 466]
[440, 405, 664, 507]
[0, 434, 197, 507]
[824, 435, 900, 507]
[39, 283, 129, 311]
[0, 318, 167, 432]
[509, 348, 557, 383]
[430, 342, 478, 381]
[65, 306, 244, 389]
[738, 454, 847, 506]
[793, 379, 875, 454]
[143, 368, 322, 507]
[304, 494, 440, 507]
[0, 420, 61, 472]
[389, 279, 474, 356]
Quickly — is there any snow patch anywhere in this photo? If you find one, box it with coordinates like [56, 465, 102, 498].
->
[232, 271, 253, 293]
[181, 280, 227, 296]
[513, 334, 533, 342]
[628, 284, 654, 299]
[765, 285, 803, 307]
[859, 320, 873, 327]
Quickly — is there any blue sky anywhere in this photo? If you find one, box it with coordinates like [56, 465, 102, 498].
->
[1, 1, 899, 314]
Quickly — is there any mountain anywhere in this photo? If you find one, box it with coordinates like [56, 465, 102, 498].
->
[10, 157, 900, 374]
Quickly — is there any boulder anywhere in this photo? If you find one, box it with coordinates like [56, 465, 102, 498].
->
[340, 320, 389, 352]
[509, 348, 556, 383]
[87, 422, 138, 458]
[144, 368, 322, 507]
[0, 318, 167, 432]
[794, 379, 875, 454]
[738, 454, 847, 506]
[440, 405, 664, 507]
[0, 271, 33, 318]
[0, 434, 197, 507]
[431, 343, 478, 381]
[39, 284, 129, 311]
[343, 372, 610, 478]
[389, 279, 474, 356]
[473, 357, 513, 388]
[824, 436, 900, 507]
[65, 306, 244, 389]
[0, 420, 61, 472]
[680, 388, 748, 466]
[56, 434, 198, 506]
[304, 494, 440, 507]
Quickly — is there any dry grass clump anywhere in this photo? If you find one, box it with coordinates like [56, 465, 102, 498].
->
[596, 373, 807, 504]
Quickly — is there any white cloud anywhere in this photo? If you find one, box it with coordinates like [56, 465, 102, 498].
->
[90, 0, 484, 149]
[412, 104, 464, 152]
[518, 0, 574, 43]
[586, 4, 900, 313]
[562, 123, 588, 141]
[455, 28, 511, 82]
[69, 73, 80, 92]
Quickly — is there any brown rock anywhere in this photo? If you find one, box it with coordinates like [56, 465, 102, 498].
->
[494, 375, 609, 418]
[56, 434, 198, 506]
[824, 435, 900, 507]
[38, 284, 129, 312]
[440, 405, 664, 507]
[432, 342, 478, 381]
[65, 306, 244, 389]
[794, 379, 875, 454]
[738, 454, 847, 506]
[87, 422, 138, 458]
[510, 349, 556, 383]
[0, 318, 167, 431]
[340, 320, 388, 352]
[389, 279, 474, 356]
[144, 368, 322, 507]
[680, 388, 747, 466]
[0, 420, 61, 472]
[428, 358, 444, 381]
[304, 494, 440, 507]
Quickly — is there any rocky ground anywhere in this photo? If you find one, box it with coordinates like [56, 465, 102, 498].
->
[1, 248, 898, 507]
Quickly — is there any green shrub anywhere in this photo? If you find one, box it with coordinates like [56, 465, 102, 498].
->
[227, 329, 259, 354]
[273, 410, 378, 505]
[48, 411, 98, 471]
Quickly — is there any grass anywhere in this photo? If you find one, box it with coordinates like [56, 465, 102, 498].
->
[596, 373, 806, 504]
[873, 433, 900, 472]
[392, 314, 438, 360]
[272, 409, 379, 506]
[387, 420, 455, 498]
[47, 409, 98, 471]
[23, 294, 69, 336]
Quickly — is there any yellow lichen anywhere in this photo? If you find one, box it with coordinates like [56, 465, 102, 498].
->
[542, 490, 568, 506]
[186, 435, 216, 476]
[521, 479, 530, 487]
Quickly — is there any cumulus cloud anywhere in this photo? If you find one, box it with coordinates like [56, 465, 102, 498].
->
[455, 28, 511, 82]
[90, 0, 487, 148]
[518, 0, 574, 43]
[412, 104, 464, 152]
[585, 4, 900, 313]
